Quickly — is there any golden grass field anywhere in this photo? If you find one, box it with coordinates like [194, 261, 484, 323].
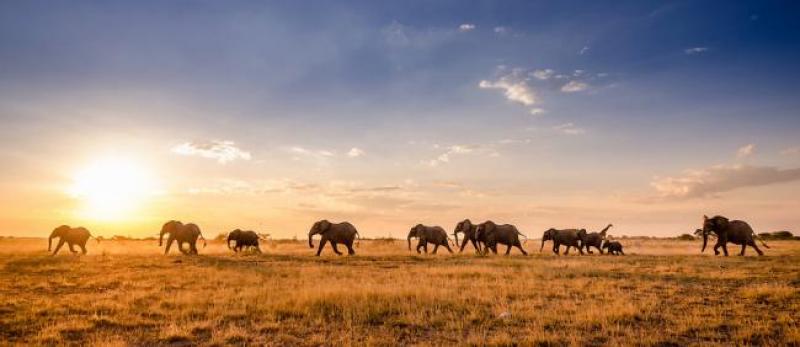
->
[1, 238, 799, 346]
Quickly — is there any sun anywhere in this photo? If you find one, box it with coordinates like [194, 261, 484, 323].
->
[68, 158, 157, 221]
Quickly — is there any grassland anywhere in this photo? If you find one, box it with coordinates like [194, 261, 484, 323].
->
[1, 238, 799, 346]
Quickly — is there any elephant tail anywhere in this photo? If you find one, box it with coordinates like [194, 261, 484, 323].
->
[199, 233, 207, 248]
[354, 231, 361, 247]
[90, 234, 101, 244]
[754, 232, 770, 249]
[517, 230, 529, 244]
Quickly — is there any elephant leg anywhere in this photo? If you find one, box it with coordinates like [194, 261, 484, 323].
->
[458, 238, 467, 252]
[68, 243, 77, 254]
[164, 237, 174, 254]
[255, 245, 262, 253]
[331, 242, 343, 256]
[432, 244, 440, 254]
[190, 242, 198, 255]
[344, 240, 355, 255]
[578, 245, 585, 255]
[416, 241, 423, 254]
[52, 239, 66, 255]
[515, 241, 528, 256]
[421, 241, 429, 254]
[597, 246, 604, 255]
[80, 242, 87, 255]
[585, 246, 593, 254]
[505, 244, 512, 255]
[739, 243, 746, 256]
[619, 249, 625, 255]
[564, 245, 570, 255]
[470, 239, 481, 253]
[721, 243, 729, 257]
[444, 242, 454, 253]
[552, 244, 559, 255]
[179, 242, 190, 255]
[316, 238, 328, 256]
[748, 240, 764, 256]
[713, 243, 721, 256]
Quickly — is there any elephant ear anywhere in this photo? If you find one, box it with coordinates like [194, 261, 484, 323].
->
[714, 216, 729, 229]
[319, 220, 332, 234]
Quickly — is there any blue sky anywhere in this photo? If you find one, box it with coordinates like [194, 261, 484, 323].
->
[1, 1, 799, 237]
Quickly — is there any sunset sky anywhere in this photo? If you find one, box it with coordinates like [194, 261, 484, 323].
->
[1, 1, 799, 238]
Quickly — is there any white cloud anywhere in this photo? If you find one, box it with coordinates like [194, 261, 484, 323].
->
[531, 69, 555, 80]
[553, 123, 586, 135]
[736, 144, 755, 159]
[426, 144, 498, 167]
[560, 80, 589, 93]
[493, 26, 509, 34]
[347, 147, 365, 158]
[651, 164, 800, 199]
[171, 140, 251, 164]
[579, 46, 590, 55]
[529, 108, 546, 116]
[781, 147, 800, 155]
[684, 47, 709, 55]
[458, 23, 475, 32]
[479, 78, 537, 106]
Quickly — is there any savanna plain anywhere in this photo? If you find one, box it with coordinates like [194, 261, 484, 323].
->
[1, 238, 799, 346]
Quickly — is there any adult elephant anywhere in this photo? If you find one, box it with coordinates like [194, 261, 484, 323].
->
[582, 224, 613, 254]
[407, 224, 453, 254]
[159, 220, 206, 255]
[474, 221, 528, 255]
[541, 228, 585, 255]
[48, 225, 98, 255]
[227, 229, 265, 253]
[308, 220, 360, 256]
[453, 219, 481, 253]
[701, 215, 769, 256]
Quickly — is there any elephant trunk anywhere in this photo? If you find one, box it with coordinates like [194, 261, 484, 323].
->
[227, 237, 234, 250]
[540, 238, 546, 252]
[407, 234, 413, 251]
[701, 231, 708, 253]
[159, 229, 167, 247]
[453, 232, 459, 246]
[48, 232, 56, 251]
[308, 231, 315, 249]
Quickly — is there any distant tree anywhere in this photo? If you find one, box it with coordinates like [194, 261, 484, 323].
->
[758, 231, 794, 240]
[677, 234, 695, 241]
[214, 233, 227, 241]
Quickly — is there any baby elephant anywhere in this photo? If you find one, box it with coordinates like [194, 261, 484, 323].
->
[602, 240, 625, 255]
[227, 229, 265, 253]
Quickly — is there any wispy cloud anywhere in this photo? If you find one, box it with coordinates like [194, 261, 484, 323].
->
[684, 47, 709, 55]
[781, 146, 800, 156]
[493, 26, 510, 35]
[552, 123, 586, 135]
[458, 23, 475, 32]
[560, 80, 589, 93]
[579, 46, 590, 55]
[426, 144, 499, 167]
[479, 77, 537, 106]
[736, 144, 755, 159]
[347, 147, 365, 158]
[651, 164, 800, 199]
[529, 108, 546, 116]
[171, 140, 251, 164]
[531, 69, 555, 80]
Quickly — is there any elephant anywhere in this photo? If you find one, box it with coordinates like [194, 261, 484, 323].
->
[541, 228, 585, 255]
[159, 220, 206, 255]
[227, 229, 266, 253]
[453, 219, 481, 253]
[407, 224, 453, 254]
[48, 225, 98, 255]
[308, 220, 360, 256]
[474, 221, 528, 255]
[701, 215, 769, 256]
[602, 240, 624, 255]
[582, 224, 613, 254]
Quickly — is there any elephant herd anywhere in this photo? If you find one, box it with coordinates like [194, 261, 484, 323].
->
[45, 215, 771, 257]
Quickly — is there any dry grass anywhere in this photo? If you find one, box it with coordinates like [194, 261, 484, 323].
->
[1, 238, 799, 346]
